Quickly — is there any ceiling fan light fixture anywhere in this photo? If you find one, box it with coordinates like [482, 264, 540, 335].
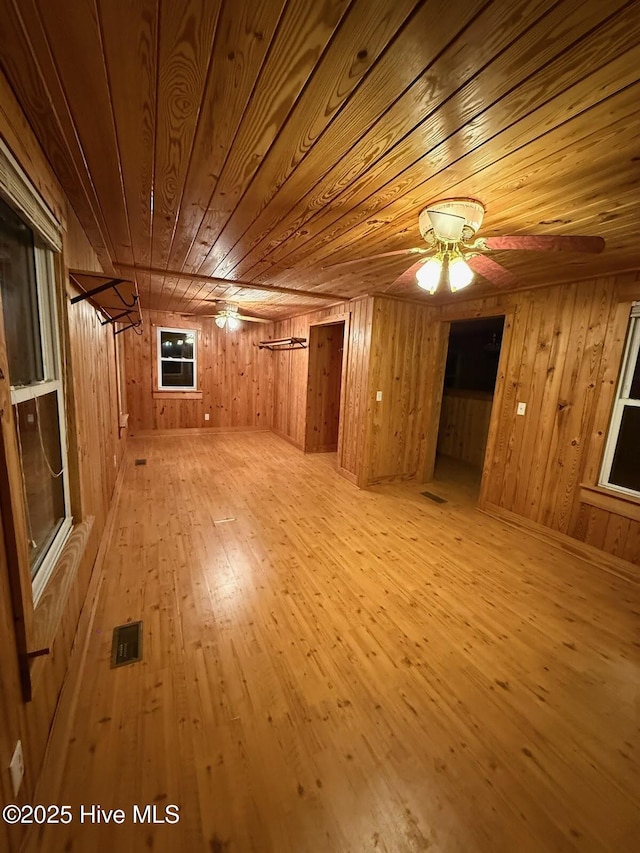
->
[416, 257, 442, 294]
[226, 315, 241, 331]
[448, 256, 474, 292]
[215, 315, 226, 329]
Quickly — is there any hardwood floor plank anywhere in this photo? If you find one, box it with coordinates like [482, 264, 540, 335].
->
[26, 433, 640, 852]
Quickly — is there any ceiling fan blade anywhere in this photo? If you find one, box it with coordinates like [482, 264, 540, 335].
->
[389, 258, 431, 289]
[480, 234, 605, 253]
[426, 209, 465, 242]
[322, 246, 430, 270]
[467, 254, 520, 289]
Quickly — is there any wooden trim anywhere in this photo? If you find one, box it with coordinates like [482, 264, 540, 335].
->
[0, 287, 36, 700]
[29, 518, 94, 659]
[271, 428, 304, 451]
[129, 426, 269, 438]
[578, 485, 640, 523]
[480, 502, 638, 584]
[306, 314, 350, 468]
[479, 311, 514, 508]
[418, 320, 449, 484]
[152, 390, 203, 401]
[336, 465, 358, 486]
[115, 262, 348, 302]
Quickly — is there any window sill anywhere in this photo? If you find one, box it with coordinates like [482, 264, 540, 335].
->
[579, 485, 640, 523]
[30, 517, 94, 658]
[153, 390, 203, 401]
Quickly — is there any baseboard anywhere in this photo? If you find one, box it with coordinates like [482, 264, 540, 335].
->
[271, 429, 304, 451]
[480, 503, 638, 584]
[129, 426, 270, 437]
[336, 465, 358, 486]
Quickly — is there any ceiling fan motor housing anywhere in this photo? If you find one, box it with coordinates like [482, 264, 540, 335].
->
[419, 197, 486, 243]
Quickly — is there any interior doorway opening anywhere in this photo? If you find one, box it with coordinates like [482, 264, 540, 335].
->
[434, 316, 505, 500]
[305, 321, 345, 454]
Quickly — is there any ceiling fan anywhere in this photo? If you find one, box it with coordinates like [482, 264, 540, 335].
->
[183, 300, 271, 330]
[325, 198, 605, 294]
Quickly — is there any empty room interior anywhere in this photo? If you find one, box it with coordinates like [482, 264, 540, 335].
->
[0, 1, 639, 851]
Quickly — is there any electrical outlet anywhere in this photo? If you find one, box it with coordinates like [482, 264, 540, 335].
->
[517, 402, 527, 416]
[26, 413, 35, 424]
[204, 413, 210, 421]
[376, 391, 383, 402]
[9, 740, 24, 798]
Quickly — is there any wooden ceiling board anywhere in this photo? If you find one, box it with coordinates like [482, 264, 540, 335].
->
[33, 0, 134, 264]
[0, 0, 114, 268]
[210, 0, 570, 282]
[0, 0, 638, 316]
[250, 8, 640, 281]
[150, 0, 223, 309]
[275, 76, 640, 286]
[239, 1, 637, 284]
[180, 0, 353, 274]
[98, 0, 157, 271]
[164, 0, 288, 272]
[193, 0, 427, 278]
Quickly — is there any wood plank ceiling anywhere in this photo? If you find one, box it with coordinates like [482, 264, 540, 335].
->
[0, 0, 639, 318]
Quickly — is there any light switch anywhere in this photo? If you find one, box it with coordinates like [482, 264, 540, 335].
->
[376, 391, 383, 402]
[517, 402, 526, 416]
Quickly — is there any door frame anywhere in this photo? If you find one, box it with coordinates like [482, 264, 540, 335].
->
[305, 313, 350, 464]
[419, 307, 514, 508]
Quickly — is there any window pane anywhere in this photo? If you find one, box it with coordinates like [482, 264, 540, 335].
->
[0, 197, 44, 386]
[160, 330, 194, 359]
[161, 361, 194, 388]
[14, 393, 65, 575]
[609, 405, 640, 493]
[629, 347, 640, 400]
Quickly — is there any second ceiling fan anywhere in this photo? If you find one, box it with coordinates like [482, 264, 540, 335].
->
[326, 198, 605, 294]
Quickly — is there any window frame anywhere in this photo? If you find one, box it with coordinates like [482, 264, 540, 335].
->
[8, 240, 72, 605]
[156, 325, 198, 391]
[598, 305, 640, 499]
[1, 137, 71, 606]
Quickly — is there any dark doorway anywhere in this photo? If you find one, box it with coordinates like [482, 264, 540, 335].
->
[434, 316, 505, 498]
[305, 322, 345, 453]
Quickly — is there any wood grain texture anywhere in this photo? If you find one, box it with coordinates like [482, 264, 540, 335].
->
[305, 322, 344, 453]
[23, 431, 640, 852]
[124, 309, 274, 432]
[0, 87, 125, 851]
[0, 1, 638, 316]
[437, 391, 493, 468]
[364, 296, 439, 485]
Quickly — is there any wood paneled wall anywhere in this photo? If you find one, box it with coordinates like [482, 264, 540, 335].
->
[363, 296, 439, 485]
[124, 309, 274, 432]
[438, 275, 640, 566]
[0, 68, 125, 851]
[305, 322, 345, 453]
[358, 279, 640, 567]
[270, 299, 371, 482]
[437, 390, 493, 468]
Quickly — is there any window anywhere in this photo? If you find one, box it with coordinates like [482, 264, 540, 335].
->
[0, 194, 71, 604]
[157, 326, 197, 390]
[599, 304, 640, 498]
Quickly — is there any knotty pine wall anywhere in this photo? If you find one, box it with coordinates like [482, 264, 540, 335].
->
[354, 280, 639, 566]
[124, 309, 274, 432]
[305, 322, 344, 453]
[438, 274, 640, 565]
[270, 298, 372, 483]
[437, 391, 494, 468]
[363, 296, 440, 485]
[0, 71, 125, 851]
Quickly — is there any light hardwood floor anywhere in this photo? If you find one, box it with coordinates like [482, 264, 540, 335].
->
[25, 432, 639, 852]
